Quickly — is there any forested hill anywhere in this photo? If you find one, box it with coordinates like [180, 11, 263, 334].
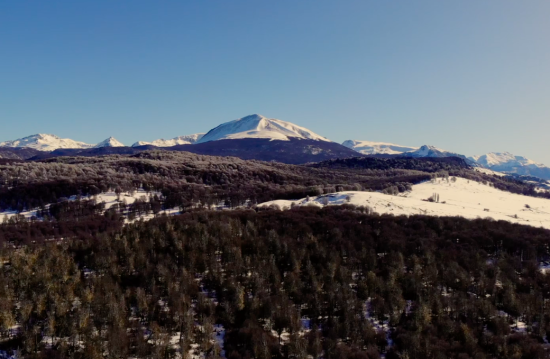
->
[1, 208, 550, 358]
[0, 151, 440, 212]
[0, 150, 546, 214]
[311, 156, 549, 199]
[1, 150, 550, 358]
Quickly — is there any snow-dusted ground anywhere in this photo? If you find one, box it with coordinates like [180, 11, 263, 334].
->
[259, 177, 550, 230]
[0, 189, 178, 224]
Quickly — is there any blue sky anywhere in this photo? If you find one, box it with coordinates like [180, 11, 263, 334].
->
[1, 0, 549, 163]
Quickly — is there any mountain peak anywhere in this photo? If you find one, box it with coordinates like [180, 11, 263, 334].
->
[408, 145, 447, 157]
[94, 137, 125, 148]
[197, 115, 331, 143]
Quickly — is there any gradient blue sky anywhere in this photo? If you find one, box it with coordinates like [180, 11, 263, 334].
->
[2, 1, 549, 163]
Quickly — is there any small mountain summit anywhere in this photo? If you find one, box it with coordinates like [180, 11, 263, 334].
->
[0, 134, 94, 151]
[403, 145, 478, 166]
[406, 145, 450, 158]
[132, 134, 205, 147]
[94, 137, 125, 148]
[197, 114, 331, 143]
[343, 140, 418, 155]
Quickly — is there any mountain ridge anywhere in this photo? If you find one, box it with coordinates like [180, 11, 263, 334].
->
[342, 140, 418, 155]
[345, 138, 550, 180]
[132, 134, 205, 147]
[0, 134, 94, 151]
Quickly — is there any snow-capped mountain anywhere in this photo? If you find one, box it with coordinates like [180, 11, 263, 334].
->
[403, 145, 478, 165]
[342, 140, 418, 155]
[132, 134, 205, 147]
[405, 145, 452, 158]
[94, 137, 125, 148]
[0, 134, 94, 152]
[471, 152, 550, 180]
[197, 114, 331, 143]
[472, 152, 542, 169]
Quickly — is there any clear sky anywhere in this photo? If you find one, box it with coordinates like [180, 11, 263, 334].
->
[1, 0, 549, 163]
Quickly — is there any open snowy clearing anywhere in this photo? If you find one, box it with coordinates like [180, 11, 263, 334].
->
[259, 177, 550, 230]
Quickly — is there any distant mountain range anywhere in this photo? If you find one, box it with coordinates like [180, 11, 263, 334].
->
[341, 140, 417, 155]
[132, 134, 205, 147]
[1, 114, 548, 180]
[344, 140, 550, 180]
[0, 134, 125, 151]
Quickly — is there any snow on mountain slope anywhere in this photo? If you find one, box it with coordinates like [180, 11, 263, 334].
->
[471, 152, 550, 180]
[259, 177, 550, 230]
[132, 134, 205, 147]
[342, 140, 418, 155]
[0, 134, 94, 151]
[94, 137, 125, 148]
[406, 145, 454, 158]
[472, 152, 542, 168]
[404, 145, 478, 165]
[197, 114, 331, 143]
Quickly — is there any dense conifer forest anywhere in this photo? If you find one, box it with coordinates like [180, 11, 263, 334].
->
[1, 208, 550, 358]
[1, 151, 550, 358]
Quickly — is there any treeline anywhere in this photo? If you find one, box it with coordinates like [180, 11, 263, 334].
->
[1, 208, 550, 358]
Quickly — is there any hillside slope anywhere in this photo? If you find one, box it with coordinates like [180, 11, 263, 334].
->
[260, 177, 550, 229]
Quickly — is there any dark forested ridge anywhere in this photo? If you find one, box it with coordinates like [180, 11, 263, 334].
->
[0, 148, 41, 160]
[2, 208, 550, 358]
[310, 156, 472, 171]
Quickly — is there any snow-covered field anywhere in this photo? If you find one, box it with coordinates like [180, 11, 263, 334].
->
[259, 177, 550, 230]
